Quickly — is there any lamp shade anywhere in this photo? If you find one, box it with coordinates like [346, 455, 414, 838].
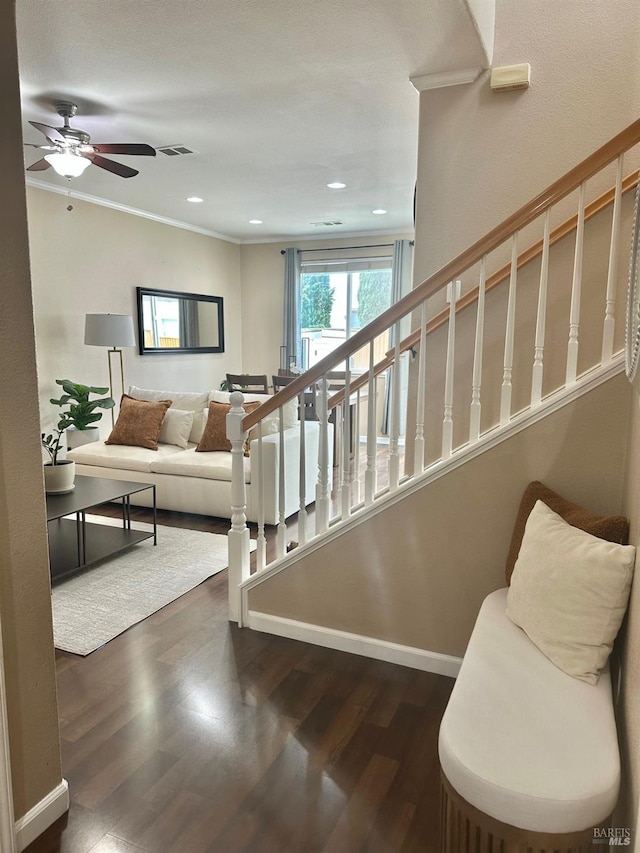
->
[44, 151, 91, 178]
[84, 314, 136, 348]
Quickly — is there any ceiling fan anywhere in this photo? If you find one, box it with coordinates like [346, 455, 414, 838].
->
[26, 101, 156, 178]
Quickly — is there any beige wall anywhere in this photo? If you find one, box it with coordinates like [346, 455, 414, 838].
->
[249, 373, 630, 656]
[28, 193, 412, 437]
[619, 385, 640, 834]
[413, 0, 640, 286]
[27, 188, 243, 438]
[0, 0, 62, 820]
[239, 233, 413, 377]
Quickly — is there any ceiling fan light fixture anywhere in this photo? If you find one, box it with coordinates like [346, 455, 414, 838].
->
[44, 150, 91, 177]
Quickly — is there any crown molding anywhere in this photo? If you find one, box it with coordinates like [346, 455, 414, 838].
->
[239, 227, 414, 245]
[25, 178, 241, 243]
[410, 67, 484, 92]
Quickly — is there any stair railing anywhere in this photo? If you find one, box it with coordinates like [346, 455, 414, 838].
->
[227, 118, 640, 623]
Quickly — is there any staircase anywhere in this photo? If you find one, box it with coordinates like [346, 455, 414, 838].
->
[226, 119, 640, 648]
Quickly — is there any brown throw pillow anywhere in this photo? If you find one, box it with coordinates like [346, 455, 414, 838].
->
[105, 394, 172, 451]
[505, 481, 629, 584]
[196, 400, 261, 452]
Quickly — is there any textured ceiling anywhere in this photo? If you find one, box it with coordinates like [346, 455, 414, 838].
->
[16, 0, 491, 242]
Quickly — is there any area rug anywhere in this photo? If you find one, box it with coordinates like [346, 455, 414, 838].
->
[51, 515, 255, 656]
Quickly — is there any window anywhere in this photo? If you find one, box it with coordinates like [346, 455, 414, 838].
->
[300, 258, 393, 370]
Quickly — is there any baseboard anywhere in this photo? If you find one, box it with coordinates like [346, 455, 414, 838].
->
[246, 611, 462, 678]
[15, 779, 69, 852]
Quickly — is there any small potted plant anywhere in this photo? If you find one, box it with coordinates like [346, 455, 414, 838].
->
[50, 379, 115, 450]
[42, 410, 76, 494]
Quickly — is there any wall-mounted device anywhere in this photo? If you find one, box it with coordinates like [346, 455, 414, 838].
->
[490, 63, 531, 92]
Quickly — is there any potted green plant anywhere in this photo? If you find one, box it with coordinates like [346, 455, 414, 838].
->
[50, 379, 115, 450]
[41, 409, 76, 494]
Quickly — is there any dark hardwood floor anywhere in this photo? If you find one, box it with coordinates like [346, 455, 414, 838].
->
[28, 485, 451, 853]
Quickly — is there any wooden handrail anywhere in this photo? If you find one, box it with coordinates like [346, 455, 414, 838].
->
[242, 119, 640, 431]
[399, 170, 640, 354]
[329, 168, 640, 407]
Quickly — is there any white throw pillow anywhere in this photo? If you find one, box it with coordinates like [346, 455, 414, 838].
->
[128, 386, 208, 443]
[158, 408, 194, 449]
[209, 389, 297, 430]
[506, 500, 636, 684]
[190, 408, 208, 444]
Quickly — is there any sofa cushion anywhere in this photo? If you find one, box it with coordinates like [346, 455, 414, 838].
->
[507, 500, 635, 684]
[150, 447, 250, 483]
[196, 400, 260, 452]
[68, 440, 184, 473]
[505, 480, 629, 584]
[106, 395, 171, 450]
[190, 408, 208, 444]
[158, 408, 194, 449]
[128, 385, 209, 443]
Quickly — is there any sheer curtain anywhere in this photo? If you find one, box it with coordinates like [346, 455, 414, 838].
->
[381, 239, 414, 434]
[282, 248, 301, 370]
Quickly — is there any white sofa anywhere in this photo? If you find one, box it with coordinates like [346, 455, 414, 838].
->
[67, 386, 331, 525]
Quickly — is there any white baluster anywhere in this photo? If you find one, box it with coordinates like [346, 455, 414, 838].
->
[353, 387, 361, 505]
[315, 376, 330, 534]
[442, 281, 458, 458]
[276, 407, 286, 558]
[469, 258, 486, 443]
[602, 157, 624, 363]
[298, 392, 307, 545]
[500, 236, 518, 425]
[389, 322, 402, 489]
[226, 391, 251, 624]
[341, 369, 352, 517]
[334, 400, 344, 520]
[566, 182, 586, 384]
[531, 210, 550, 406]
[365, 343, 377, 505]
[256, 421, 266, 571]
[414, 301, 427, 472]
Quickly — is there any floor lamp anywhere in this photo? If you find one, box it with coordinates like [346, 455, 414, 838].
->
[84, 314, 136, 426]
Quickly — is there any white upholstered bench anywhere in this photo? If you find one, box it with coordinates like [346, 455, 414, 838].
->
[438, 588, 620, 852]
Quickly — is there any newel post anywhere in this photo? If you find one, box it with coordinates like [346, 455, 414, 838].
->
[227, 391, 251, 624]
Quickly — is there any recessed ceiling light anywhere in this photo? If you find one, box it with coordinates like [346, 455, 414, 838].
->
[327, 181, 346, 189]
[248, 219, 263, 224]
[372, 208, 387, 215]
[186, 196, 204, 203]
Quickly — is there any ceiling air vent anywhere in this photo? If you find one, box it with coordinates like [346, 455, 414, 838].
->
[157, 144, 197, 156]
[310, 220, 343, 227]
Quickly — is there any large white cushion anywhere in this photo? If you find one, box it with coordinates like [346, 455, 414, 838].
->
[150, 447, 251, 483]
[439, 589, 620, 833]
[158, 408, 194, 449]
[209, 389, 297, 431]
[507, 500, 635, 684]
[128, 386, 209, 443]
[67, 441, 184, 473]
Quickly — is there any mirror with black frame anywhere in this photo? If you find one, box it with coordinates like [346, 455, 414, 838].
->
[136, 287, 225, 355]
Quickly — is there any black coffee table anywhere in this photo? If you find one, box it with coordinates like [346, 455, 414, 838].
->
[46, 474, 157, 582]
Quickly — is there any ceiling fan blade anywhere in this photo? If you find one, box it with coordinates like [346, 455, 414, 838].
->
[91, 143, 156, 156]
[26, 158, 52, 172]
[29, 121, 66, 144]
[88, 153, 139, 178]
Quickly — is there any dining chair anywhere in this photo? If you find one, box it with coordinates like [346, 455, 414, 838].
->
[226, 373, 269, 393]
[272, 374, 318, 420]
